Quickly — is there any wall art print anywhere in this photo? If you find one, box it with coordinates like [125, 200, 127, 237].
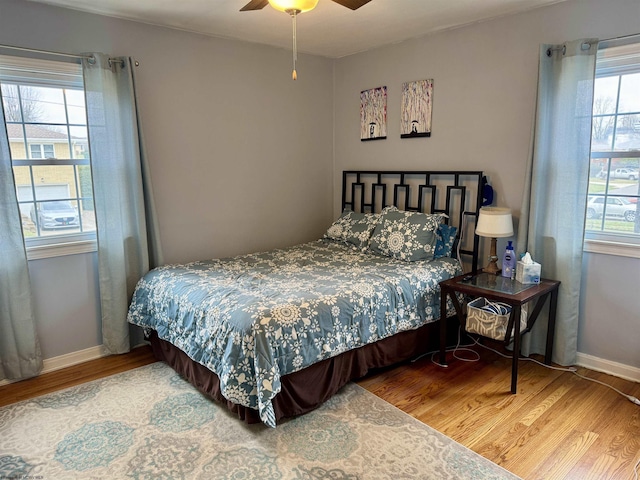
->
[360, 86, 387, 141]
[401, 79, 433, 138]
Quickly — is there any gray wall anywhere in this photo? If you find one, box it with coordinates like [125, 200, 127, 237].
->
[27, 253, 101, 359]
[580, 252, 639, 369]
[1, 0, 334, 358]
[333, 0, 640, 369]
[1, 0, 639, 372]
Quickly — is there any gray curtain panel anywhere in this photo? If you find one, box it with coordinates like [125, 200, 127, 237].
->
[83, 54, 163, 355]
[517, 39, 598, 366]
[0, 99, 42, 381]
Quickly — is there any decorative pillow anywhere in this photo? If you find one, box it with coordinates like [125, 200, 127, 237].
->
[369, 209, 445, 261]
[434, 223, 458, 259]
[324, 210, 380, 250]
[380, 205, 399, 213]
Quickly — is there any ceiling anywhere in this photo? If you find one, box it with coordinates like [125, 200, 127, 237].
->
[26, 0, 569, 58]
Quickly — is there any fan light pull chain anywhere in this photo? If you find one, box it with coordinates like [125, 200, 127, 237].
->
[291, 9, 298, 80]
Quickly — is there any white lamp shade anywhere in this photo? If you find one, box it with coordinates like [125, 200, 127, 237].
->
[268, 0, 319, 12]
[475, 207, 514, 238]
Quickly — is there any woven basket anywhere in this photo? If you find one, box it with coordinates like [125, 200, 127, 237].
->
[465, 297, 527, 342]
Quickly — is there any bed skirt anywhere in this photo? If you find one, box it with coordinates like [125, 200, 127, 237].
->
[148, 316, 456, 425]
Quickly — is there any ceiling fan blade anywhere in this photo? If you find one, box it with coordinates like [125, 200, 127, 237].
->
[240, 0, 269, 11]
[330, 0, 372, 10]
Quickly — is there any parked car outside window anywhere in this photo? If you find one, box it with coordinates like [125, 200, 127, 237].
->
[586, 196, 636, 222]
[596, 168, 639, 180]
[30, 201, 80, 230]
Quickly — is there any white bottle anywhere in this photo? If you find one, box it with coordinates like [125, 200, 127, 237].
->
[502, 241, 516, 279]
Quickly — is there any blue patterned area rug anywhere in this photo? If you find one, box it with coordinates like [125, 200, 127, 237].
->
[0, 362, 520, 479]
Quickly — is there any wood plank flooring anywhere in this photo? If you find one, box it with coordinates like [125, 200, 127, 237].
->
[0, 346, 156, 407]
[357, 348, 640, 480]
[1, 345, 638, 479]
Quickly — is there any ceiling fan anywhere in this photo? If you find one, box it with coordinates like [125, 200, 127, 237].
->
[240, 0, 372, 80]
[240, 0, 372, 12]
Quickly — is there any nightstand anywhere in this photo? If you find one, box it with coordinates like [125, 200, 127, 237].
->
[439, 271, 560, 393]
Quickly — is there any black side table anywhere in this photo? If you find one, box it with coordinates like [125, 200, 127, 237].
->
[439, 272, 561, 393]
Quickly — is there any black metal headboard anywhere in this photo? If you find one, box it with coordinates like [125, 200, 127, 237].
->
[341, 170, 483, 272]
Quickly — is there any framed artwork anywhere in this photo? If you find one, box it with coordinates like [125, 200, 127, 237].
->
[360, 86, 387, 141]
[400, 79, 433, 138]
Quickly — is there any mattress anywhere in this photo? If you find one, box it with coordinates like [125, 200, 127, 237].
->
[128, 239, 461, 426]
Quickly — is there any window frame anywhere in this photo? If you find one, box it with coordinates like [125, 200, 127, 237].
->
[29, 143, 55, 159]
[584, 37, 640, 259]
[0, 55, 96, 259]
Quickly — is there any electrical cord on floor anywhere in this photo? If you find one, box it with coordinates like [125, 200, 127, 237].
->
[412, 325, 480, 366]
[422, 326, 640, 407]
[418, 326, 640, 478]
[469, 336, 640, 407]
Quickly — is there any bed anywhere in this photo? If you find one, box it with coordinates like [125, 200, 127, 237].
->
[128, 170, 483, 427]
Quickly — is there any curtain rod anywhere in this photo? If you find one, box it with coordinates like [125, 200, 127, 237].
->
[0, 43, 92, 61]
[599, 32, 640, 50]
[0, 43, 135, 67]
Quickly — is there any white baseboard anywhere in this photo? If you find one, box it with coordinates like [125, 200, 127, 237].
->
[575, 352, 640, 383]
[42, 344, 109, 374]
[0, 345, 109, 387]
[0, 342, 153, 387]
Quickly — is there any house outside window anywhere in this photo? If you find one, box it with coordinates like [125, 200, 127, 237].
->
[0, 55, 95, 259]
[585, 37, 640, 258]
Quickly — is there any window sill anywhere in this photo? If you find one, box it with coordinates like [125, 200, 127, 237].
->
[583, 239, 640, 259]
[27, 239, 97, 261]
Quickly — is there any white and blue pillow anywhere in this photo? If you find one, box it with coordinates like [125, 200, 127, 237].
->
[368, 207, 446, 262]
[434, 223, 458, 259]
[325, 206, 456, 262]
[324, 210, 380, 250]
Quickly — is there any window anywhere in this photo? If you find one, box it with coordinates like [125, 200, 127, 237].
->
[29, 143, 55, 159]
[0, 55, 95, 258]
[586, 37, 640, 257]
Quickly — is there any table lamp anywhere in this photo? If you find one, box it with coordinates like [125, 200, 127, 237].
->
[475, 207, 514, 275]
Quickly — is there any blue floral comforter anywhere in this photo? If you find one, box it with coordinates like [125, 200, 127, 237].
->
[127, 240, 461, 427]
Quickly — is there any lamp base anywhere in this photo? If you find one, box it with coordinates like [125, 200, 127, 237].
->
[483, 237, 500, 275]
[483, 258, 500, 275]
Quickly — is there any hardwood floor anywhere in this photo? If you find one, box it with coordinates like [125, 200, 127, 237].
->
[358, 348, 640, 480]
[0, 346, 156, 408]
[1, 345, 638, 479]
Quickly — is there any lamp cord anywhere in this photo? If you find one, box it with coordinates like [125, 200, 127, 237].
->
[467, 335, 640, 406]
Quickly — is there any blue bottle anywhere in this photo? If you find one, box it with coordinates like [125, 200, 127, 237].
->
[502, 241, 516, 278]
